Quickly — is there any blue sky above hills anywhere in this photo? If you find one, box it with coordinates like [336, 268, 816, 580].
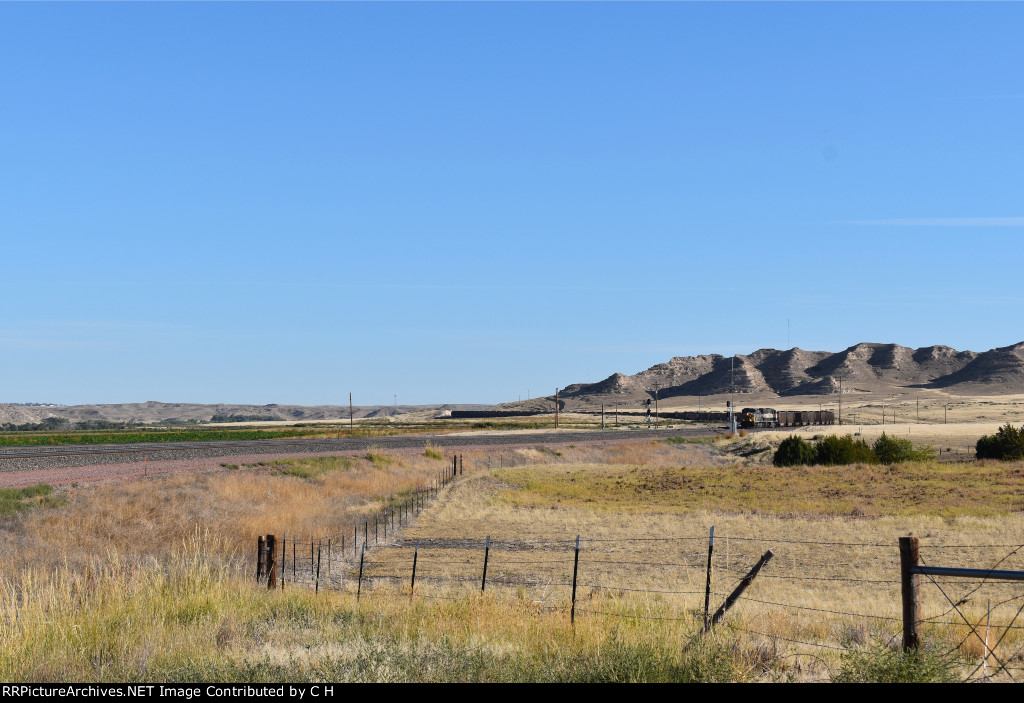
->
[2, 3, 1022, 405]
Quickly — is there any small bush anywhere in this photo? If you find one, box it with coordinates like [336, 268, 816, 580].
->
[424, 443, 444, 461]
[815, 434, 876, 466]
[873, 433, 935, 464]
[976, 423, 1024, 460]
[365, 451, 395, 469]
[832, 646, 959, 683]
[773, 436, 816, 466]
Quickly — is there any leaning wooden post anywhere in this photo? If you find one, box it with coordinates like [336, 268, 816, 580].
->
[310, 536, 315, 580]
[266, 534, 277, 590]
[481, 535, 491, 592]
[256, 535, 265, 582]
[410, 541, 419, 601]
[703, 526, 715, 631]
[570, 535, 580, 626]
[281, 532, 287, 590]
[899, 536, 922, 651]
[460, 454, 463, 475]
[709, 550, 774, 627]
[357, 544, 366, 602]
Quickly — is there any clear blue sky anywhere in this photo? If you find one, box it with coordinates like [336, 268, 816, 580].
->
[2, 3, 1022, 406]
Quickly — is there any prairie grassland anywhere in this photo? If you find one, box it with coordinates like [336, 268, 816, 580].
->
[1, 439, 1022, 682]
[363, 442, 1024, 680]
[0, 450, 452, 576]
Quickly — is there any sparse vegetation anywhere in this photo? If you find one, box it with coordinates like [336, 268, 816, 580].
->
[1, 441, 1021, 681]
[0, 484, 62, 515]
[832, 645, 959, 683]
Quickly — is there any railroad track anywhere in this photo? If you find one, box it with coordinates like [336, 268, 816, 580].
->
[0, 426, 722, 471]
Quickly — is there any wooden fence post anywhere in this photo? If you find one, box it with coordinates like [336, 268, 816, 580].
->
[281, 532, 287, 590]
[571, 535, 580, 626]
[709, 550, 774, 627]
[899, 536, 922, 651]
[266, 534, 277, 590]
[481, 535, 491, 592]
[256, 536, 265, 582]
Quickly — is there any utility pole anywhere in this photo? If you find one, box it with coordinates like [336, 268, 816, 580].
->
[916, 397, 919, 423]
[349, 392, 353, 428]
[655, 385, 659, 429]
[882, 395, 885, 426]
[555, 388, 559, 429]
[838, 372, 843, 426]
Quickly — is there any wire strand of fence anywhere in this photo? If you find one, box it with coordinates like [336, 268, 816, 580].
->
[728, 625, 854, 652]
[962, 598, 1024, 682]
[574, 607, 693, 623]
[734, 595, 903, 622]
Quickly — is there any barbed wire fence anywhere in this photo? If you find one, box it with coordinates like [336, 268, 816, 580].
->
[251, 454, 1023, 682]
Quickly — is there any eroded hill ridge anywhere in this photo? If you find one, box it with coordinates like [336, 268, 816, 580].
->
[546, 341, 1024, 405]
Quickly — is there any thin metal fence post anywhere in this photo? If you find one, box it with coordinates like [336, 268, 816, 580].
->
[315, 539, 322, 594]
[571, 535, 580, 626]
[357, 544, 365, 602]
[481, 535, 491, 592]
[410, 541, 419, 600]
[703, 526, 715, 631]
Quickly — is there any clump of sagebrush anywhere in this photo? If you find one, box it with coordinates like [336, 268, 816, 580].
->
[424, 443, 445, 461]
[0, 484, 62, 516]
[773, 433, 933, 467]
[976, 423, 1024, 460]
[831, 645, 959, 683]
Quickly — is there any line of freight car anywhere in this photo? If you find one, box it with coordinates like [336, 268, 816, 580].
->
[741, 408, 835, 428]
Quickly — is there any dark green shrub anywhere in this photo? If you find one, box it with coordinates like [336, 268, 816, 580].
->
[976, 423, 1024, 460]
[773, 436, 816, 466]
[814, 434, 876, 465]
[873, 432, 935, 464]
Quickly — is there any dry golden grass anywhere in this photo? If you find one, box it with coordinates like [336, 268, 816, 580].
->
[0, 451, 454, 577]
[2, 439, 1023, 681]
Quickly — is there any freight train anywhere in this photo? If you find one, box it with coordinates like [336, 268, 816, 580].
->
[740, 407, 835, 428]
